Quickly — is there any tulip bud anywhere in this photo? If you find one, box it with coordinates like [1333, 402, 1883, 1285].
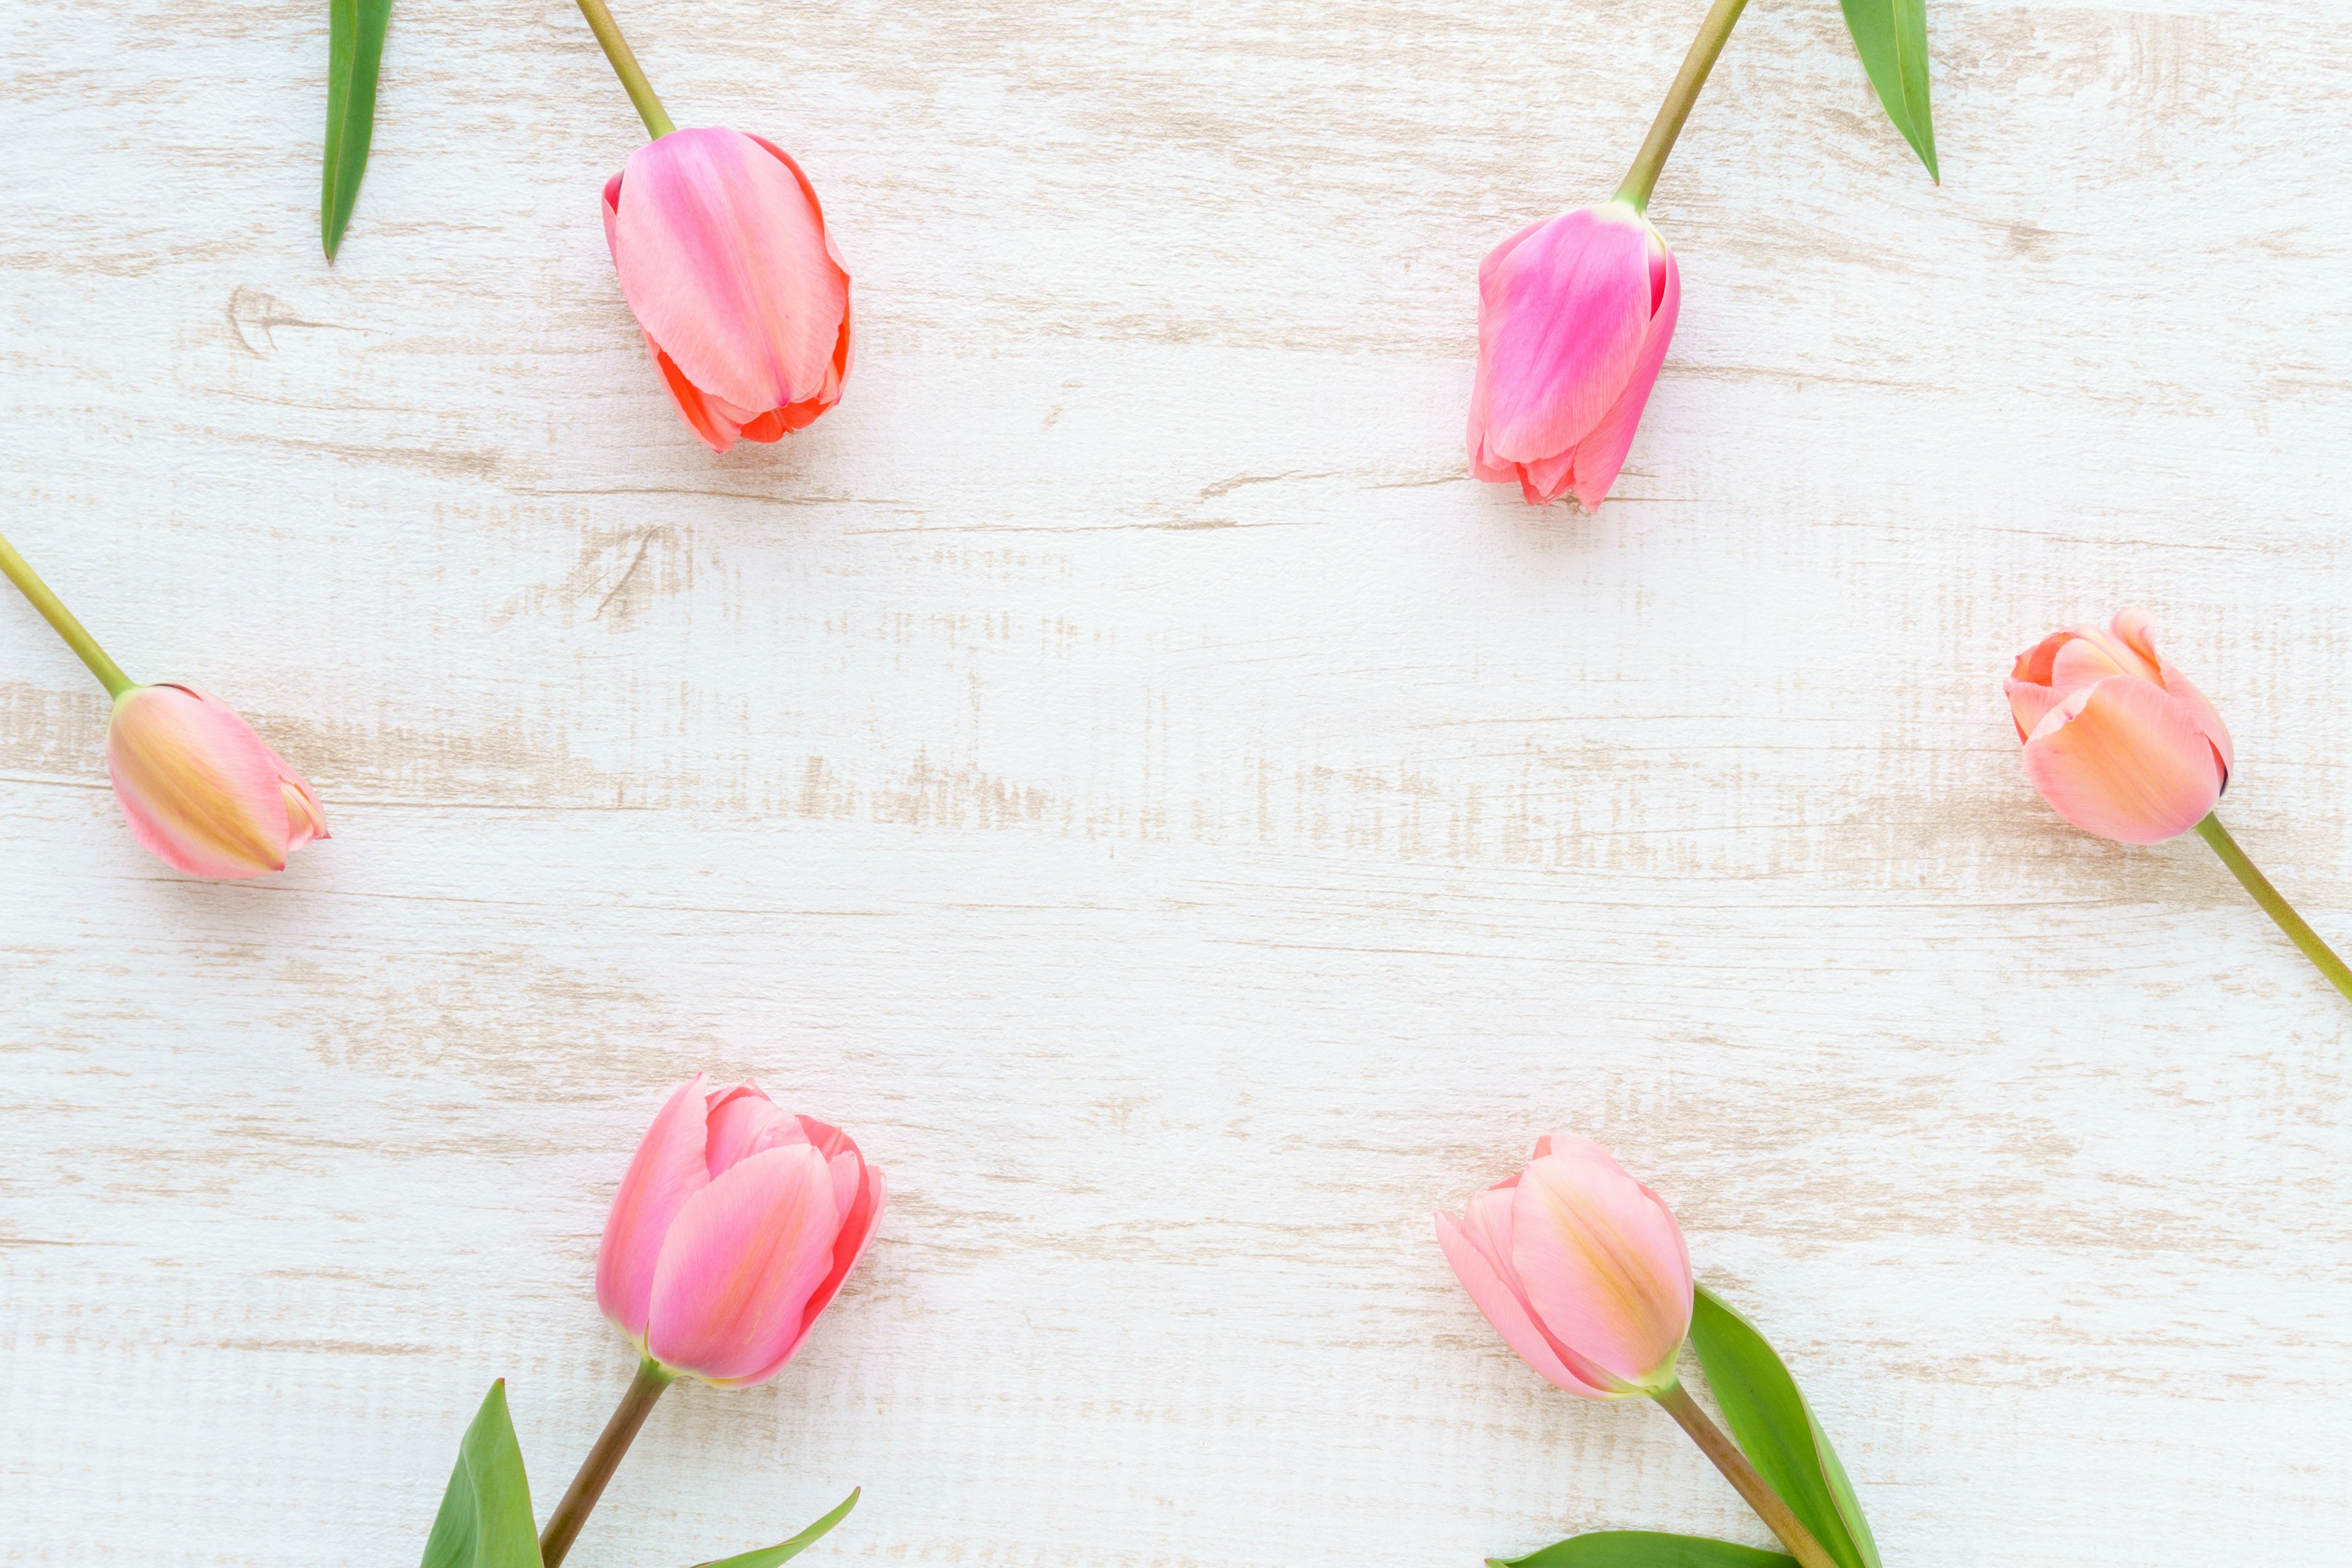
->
[602, 127, 854, 453]
[597, 1074, 884, 1387]
[2005, 608, 2233, 845]
[1467, 202, 1680, 510]
[1434, 1136, 1693, 1398]
[105, 683, 328, 880]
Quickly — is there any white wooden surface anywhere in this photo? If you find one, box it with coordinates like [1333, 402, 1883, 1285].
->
[4, 1, 2348, 1564]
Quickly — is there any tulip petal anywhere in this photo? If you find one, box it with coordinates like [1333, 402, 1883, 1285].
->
[1437, 1208, 1619, 1399]
[2110, 608, 2235, 779]
[1464, 1178, 1624, 1394]
[649, 336, 747, 453]
[1562, 239, 1678, 511]
[612, 127, 850, 424]
[596, 1074, 714, 1341]
[2051, 629, 2152, 693]
[2004, 677, 2066, 742]
[272, 753, 329, 851]
[1517, 447, 1577, 507]
[1472, 206, 1655, 467]
[761, 1161, 885, 1387]
[2009, 630, 2068, 688]
[2022, 674, 2223, 845]
[105, 685, 292, 879]
[1509, 1150, 1692, 1391]
[704, 1083, 802, 1177]
[646, 1142, 842, 1384]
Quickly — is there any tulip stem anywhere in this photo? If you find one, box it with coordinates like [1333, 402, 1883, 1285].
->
[574, 0, 677, 140]
[0, 530, 134, 698]
[1651, 1381, 1841, 1568]
[2195, 813, 2352, 1006]
[1615, 0, 1751, 212]
[539, 1357, 676, 1568]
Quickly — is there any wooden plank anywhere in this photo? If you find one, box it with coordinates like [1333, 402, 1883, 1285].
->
[2, 1, 2346, 1564]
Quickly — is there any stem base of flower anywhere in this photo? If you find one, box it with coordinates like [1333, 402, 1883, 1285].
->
[1614, 0, 1751, 211]
[1649, 1380, 1839, 1568]
[574, 0, 677, 139]
[0, 530, 134, 697]
[538, 1357, 676, 1568]
[2193, 813, 2352, 1005]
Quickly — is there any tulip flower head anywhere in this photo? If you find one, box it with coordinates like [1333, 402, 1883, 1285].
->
[1467, 202, 1680, 510]
[602, 127, 853, 453]
[1434, 1135, 1694, 1398]
[597, 1074, 884, 1387]
[105, 684, 328, 880]
[2005, 609, 2233, 846]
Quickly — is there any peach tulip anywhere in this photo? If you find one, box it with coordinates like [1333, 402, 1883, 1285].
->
[597, 1074, 884, 1386]
[1467, 203, 1680, 510]
[602, 127, 853, 453]
[2005, 608, 2233, 845]
[1435, 1134, 1692, 1398]
[107, 684, 329, 880]
[2000, 609, 2351, 1006]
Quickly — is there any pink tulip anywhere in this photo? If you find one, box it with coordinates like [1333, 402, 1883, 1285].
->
[602, 127, 853, 453]
[2005, 608, 2233, 845]
[1434, 1135, 1693, 1398]
[1467, 202, 1680, 510]
[597, 1074, 884, 1386]
[105, 684, 328, 880]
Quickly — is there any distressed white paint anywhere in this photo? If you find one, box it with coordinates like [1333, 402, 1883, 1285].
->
[3, 1, 2348, 1564]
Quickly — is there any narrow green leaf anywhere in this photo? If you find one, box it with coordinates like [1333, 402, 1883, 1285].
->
[690, 1490, 861, 1568]
[1835, 0, 1937, 181]
[419, 1380, 541, 1568]
[1687, 1285, 1880, 1568]
[322, 0, 393, 258]
[1488, 1531, 1793, 1568]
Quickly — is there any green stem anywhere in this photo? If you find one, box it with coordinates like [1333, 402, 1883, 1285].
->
[0, 530, 134, 698]
[1614, 0, 1751, 211]
[2194, 813, 2352, 1006]
[574, 0, 677, 139]
[1651, 1381, 1840, 1568]
[538, 1357, 676, 1568]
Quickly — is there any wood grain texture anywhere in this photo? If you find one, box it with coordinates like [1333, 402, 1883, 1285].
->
[2, 1, 2347, 1564]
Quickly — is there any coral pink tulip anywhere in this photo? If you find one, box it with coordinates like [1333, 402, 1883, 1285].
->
[2005, 608, 2233, 845]
[597, 1074, 884, 1386]
[1434, 1134, 1692, 1398]
[107, 684, 328, 880]
[602, 127, 853, 453]
[1467, 203, 1679, 510]
[1998, 611, 2352, 1009]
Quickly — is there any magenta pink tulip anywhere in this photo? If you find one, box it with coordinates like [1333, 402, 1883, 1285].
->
[2005, 608, 2233, 846]
[106, 683, 328, 880]
[1467, 202, 1680, 510]
[1434, 1134, 1693, 1398]
[597, 1074, 884, 1386]
[602, 127, 854, 453]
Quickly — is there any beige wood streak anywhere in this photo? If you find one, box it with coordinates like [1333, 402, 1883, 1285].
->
[2, 1, 2346, 1564]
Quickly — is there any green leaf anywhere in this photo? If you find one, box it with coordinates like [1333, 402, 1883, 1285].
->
[1488, 1531, 1794, 1568]
[419, 1380, 541, 1568]
[1687, 1285, 1880, 1568]
[691, 1495, 870, 1561]
[1836, 0, 1937, 181]
[689, 1490, 861, 1567]
[322, 0, 393, 258]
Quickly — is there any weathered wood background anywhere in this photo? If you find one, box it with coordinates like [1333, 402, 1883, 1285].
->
[4, 1, 2346, 1563]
